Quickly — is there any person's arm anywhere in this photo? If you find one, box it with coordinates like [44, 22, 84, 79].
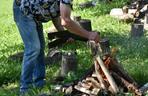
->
[60, 2, 99, 42]
[51, 17, 65, 31]
[52, 16, 74, 42]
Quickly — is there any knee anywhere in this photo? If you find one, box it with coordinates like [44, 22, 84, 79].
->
[25, 44, 41, 57]
[32, 46, 41, 56]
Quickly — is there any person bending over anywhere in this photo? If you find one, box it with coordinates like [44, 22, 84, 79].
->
[13, 0, 99, 94]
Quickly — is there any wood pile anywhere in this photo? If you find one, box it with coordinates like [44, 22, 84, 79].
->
[57, 39, 148, 96]
[110, 0, 148, 23]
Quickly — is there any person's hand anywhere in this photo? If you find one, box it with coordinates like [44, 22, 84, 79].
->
[88, 32, 100, 43]
[66, 37, 75, 43]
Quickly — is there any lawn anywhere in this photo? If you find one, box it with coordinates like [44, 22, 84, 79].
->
[0, 0, 148, 96]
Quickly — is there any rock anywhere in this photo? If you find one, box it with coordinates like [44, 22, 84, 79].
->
[110, 8, 124, 17]
[110, 9, 134, 22]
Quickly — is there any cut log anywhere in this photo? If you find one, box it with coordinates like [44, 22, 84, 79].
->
[131, 23, 144, 38]
[47, 49, 62, 65]
[144, 14, 148, 30]
[73, 16, 81, 21]
[145, 14, 148, 24]
[80, 82, 92, 89]
[74, 85, 100, 96]
[89, 41, 119, 94]
[95, 56, 119, 94]
[61, 51, 78, 77]
[78, 19, 92, 31]
[100, 38, 111, 55]
[48, 30, 88, 41]
[111, 72, 142, 96]
[108, 58, 138, 86]
[65, 86, 73, 95]
[91, 73, 97, 77]
[48, 38, 67, 48]
[91, 88, 101, 95]
[8, 51, 23, 61]
[74, 85, 92, 95]
[86, 77, 101, 88]
[94, 60, 107, 90]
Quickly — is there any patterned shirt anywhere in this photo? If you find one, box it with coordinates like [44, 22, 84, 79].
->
[19, 0, 73, 22]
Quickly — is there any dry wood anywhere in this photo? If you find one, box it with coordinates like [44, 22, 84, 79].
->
[89, 41, 119, 94]
[91, 88, 101, 95]
[74, 85, 100, 96]
[80, 82, 92, 89]
[86, 77, 101, 88]
[74, 85, 92, 95]
[111, 72, 142, 96]
[110, 58, 138, 86]
[64, 86, 73, 95]
[95, 55, 119, 94]
[59, 39, 142, 96]
[91, 73, 97, 77]
[94, 60, 107, 90]
[48, 30, 87, 41]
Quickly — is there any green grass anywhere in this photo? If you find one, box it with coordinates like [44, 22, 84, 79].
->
[0, 0, 148, 95]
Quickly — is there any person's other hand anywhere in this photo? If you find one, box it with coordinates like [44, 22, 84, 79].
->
[88, 32, 100, 43]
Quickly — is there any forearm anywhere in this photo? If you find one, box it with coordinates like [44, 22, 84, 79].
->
[61, 18, 89, 39]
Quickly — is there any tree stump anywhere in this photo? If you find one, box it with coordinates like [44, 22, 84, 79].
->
[78, 19, 92, 31]
[61, 51, 78, 77]
[144, 14, 148, 30]
[73, 16, 81, 21]
[73, 16, 92, 31]
[131, 23, 144, 38]
[100, 38, 111, 55]
[145, 14, 148, 24]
